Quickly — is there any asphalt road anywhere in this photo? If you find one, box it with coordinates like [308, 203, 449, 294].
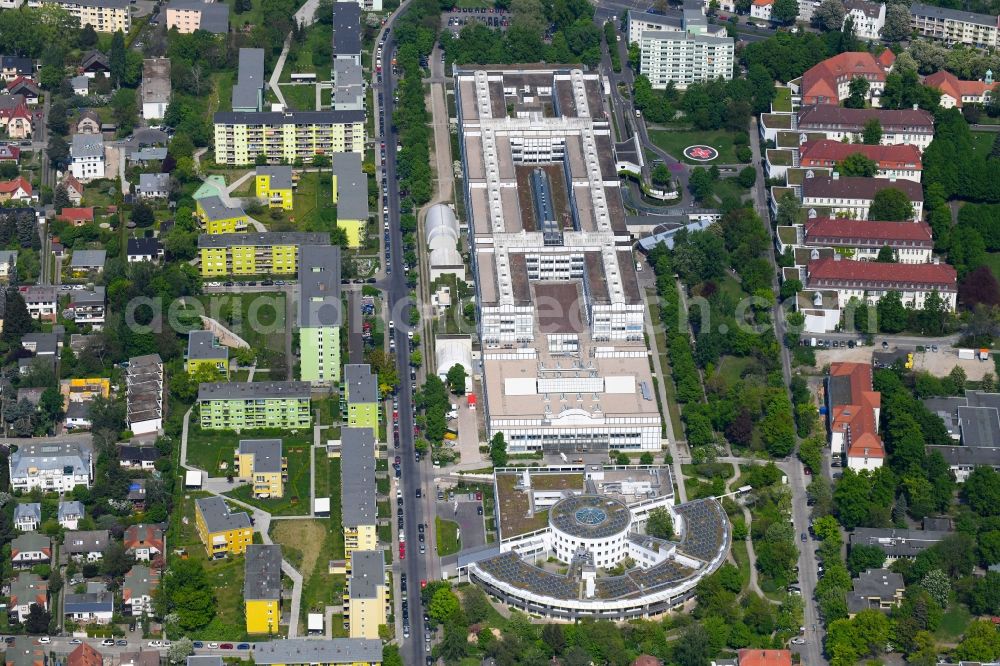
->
[24, 636, 255, 659]
[372, 15, 429, 666]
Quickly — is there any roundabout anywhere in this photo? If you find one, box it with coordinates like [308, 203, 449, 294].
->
[683, 145, 719, 162]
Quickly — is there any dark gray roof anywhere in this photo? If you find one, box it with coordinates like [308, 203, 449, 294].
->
[197, 195, 244, 222]
[958, 405, 1000, 448]
[66, 401, 92, 420]
[299, 244, 342, 328]
[253, 639, 382, 665]
[118, 445, 160, 463]
[70, 286, 106, 306]
[340, 427, 377, 528]
[64, 588, 113, 614]
[197, 231, 330, 248]
[12, 531, 50, 554]
[332, 2, 362, 57]
[129, 147, 168, 162]
[64, 530, 110, 555]
[849, 527, 951, 558]
[332, 152, 369, 221]
[187, 658, 223, 666]
[348, 550, 384, 599]
[124, 565, 158, 599]
[195, 496, 251, 533]
[852, 568, 903, 599]
[198, 381, 311, 401]
[70, 249, 107, 268]
[214, 110, 366, 125]
[127, 237, 163, 256]
[257, 165, 293, 190]
[344, 364, 377, 403]
[927, 445, 1000, 467]
[910, 1, 998, 27]
[244, 544, 282, 600]
[238, 439, 283, 473]
[22, 332, 58, 355]
[187, 330, 228, 361]
[233, 48, 265, 112]
[1, 55, 33, 75]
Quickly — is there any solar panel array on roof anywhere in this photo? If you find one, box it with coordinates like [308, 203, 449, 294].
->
[675, 499, 727, 562]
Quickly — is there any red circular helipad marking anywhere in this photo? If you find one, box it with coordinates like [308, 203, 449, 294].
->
[684, 145, 719, 161]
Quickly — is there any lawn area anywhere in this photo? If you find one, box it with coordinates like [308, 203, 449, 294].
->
[648, 129, 746, 164]
[970, 131, 996, 157]
[167, 490, 250, 640]
[186, 425, 309, 481]
[225, 436, 313, 515]
[711, 177, 750, 206]
[436, 516, 461, 556]
[270, 455, 345, 634]
[717, 355, 755, 386]
[645, 287, 682, 438]
[936, 604, 972, 641]
[214, 71, 235, 114]
[732, 538, 751, 592]
[984, 251, 1000, 283]
[260, 171, 338, 233]
[773, 87, 792, 113]
[194, 292, 287, 366]
[279, 83, 317, 111]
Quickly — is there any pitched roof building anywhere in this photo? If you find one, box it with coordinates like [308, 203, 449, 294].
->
[924, 69, 998, 108]
[798, 52, 891, 106]
[826, 361, 884, 470]
[798, 140, 922, 182]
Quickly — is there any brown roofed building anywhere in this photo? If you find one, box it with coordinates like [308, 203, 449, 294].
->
[924, 69, 998, 108]
[796, 105, 936, 150]
[798, 52, 891, 106]
[803, 218, 934, 263]
[66, 643, 104, 666]
[826, 362, 884, 471]
[798, 140, 922, 182]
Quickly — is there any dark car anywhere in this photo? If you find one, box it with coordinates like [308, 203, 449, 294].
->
[220, 644, 234, 650]
[116, 641, 128, 647]
[237, 644, 251, 650]
[477, 505, 483, 515]
[193, 642, 204, 649]
[800, 533, 807, 542]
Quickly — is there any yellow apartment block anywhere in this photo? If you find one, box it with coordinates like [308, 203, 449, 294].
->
[213, 110, 366, 166]
[341, 428, 377, 565]
[235, 439, 287, 499]
[195, 496, 253, 558]
[255, 166, 294, 210]
[197, 232, 330, 277]
[344, 551, 387, 639]
[196, 195, 249, 234]
[244, 544, 282, 634]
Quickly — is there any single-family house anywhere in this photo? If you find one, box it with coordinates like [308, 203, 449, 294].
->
[66, 643, 103, 666]
[63, 173, 84, 204]
[58, 501, 85, 530]
[0, 55, 33, 82]
[123, 565, 159, 616]
[124, 523, 165, 564]
[57, 207, 95, 226]
[64, 529, 110, 561]
[0, 143, 20, 163]
[9, 572, 47, 623]
[0, 177, 32, 202]
[0, 249, 16, 280]
[118, 444, 160, 470]
[76, 110, 101, 135]
[127, 237, 164, 263]
[64, 582, 114, 624]
[11, 532, 52, 568]
[846, 568, 905, 616]
[69, 249, 107, 277]
[0, 100, 32, 139]
[71, 75, 89, 96]
[67, 286, 106, 327]
[6, 76, 40, 104]
[80, 51, 110, 78]
[137, 172, 170, 198]
[13, 503, 41, 532]
[65, 400, 93, 429]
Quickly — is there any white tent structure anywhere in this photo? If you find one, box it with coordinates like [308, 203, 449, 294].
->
[436, 335, 473, 385]
[426, 204, 465, 280]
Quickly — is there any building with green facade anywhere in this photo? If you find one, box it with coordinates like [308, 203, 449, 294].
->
[186, 330, 229, 376]
[198, 381, 312, 430]
[298, 245, 342, 385]
[342, 365, 379, 435]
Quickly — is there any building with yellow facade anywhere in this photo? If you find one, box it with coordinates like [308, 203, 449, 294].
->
[213, 110, 365, 166]
[60, 378, 110, 408]
[198, 232, 330, 277]
[330, 152, 369, 249]
[244, 544, 282, 634]
[235, 439, 286, 499]
[255, 166, 294, 210]
[344, 550, 387, 639]
[341, 428, 377, 565]
[196, 196, 249, 234]
[252, 638, 381, 666]
[185, 330, 229, 376]
[194, 496, 252, 558]
[48, 0, 131, 32]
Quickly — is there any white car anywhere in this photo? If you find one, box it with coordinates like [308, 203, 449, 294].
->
[208, 643, 220, 649]
[101, 639, 115, 647]
[791, 638, 806, 645]
[37, 638, 50, 645]
[148, 641, 162, 648]
[69, 639, 82, 645]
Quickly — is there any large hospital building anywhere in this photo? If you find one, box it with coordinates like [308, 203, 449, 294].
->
[455, 66, 661, 454]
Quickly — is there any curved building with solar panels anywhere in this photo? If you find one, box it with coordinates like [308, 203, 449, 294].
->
[458, 465, 731, 621]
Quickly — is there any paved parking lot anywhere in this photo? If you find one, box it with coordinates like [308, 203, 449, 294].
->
[814, 343, 993, 380]
[438, 497, 486, 551]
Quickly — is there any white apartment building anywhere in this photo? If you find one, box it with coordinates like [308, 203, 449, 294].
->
[843, 0, 885, 39]
[630, 10, 734, 89]
[800, 173, 924, 221]
[70, 134, 105, 181]
[910, 2, 1000, 47]
[9, 441, 95, 492]
[806, 256, 958, 310]
[794, 105, 936, 152]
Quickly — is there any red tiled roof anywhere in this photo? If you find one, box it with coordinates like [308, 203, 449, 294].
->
[877, 49, 896, 68]
[0, 144, 20, 161]
[0, 101, 31, 121]
[800, 52, 889, 104]
[6, 76, 39, 94]
[0, 177, 31, 195]
[804, 218, 933, 244]
[827, 363, 885, 464]
[57, 207, 94, 222]
[808, 257, 957, 290]
[124, 523, 165, 552]
[737, 649, 793, 666]
[67, 643, 104, 666]
[798, 140, 922, 170]
[924, 70, 997, 107]
[63, 173, 84, 194]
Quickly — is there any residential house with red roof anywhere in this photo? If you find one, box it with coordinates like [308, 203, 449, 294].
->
[795, 52, 892, 106]
[57, 207, 95, 226]
[0, 101, 32, 139]
[735, 649, 793, 666]
[6, 76, 40, 104]
[0, 176, 32, 202]
[62, 173, 84, 205]
[798, 140, 923, 182]
[124, 523, 165, 565]
[66, 642, 104, 666]
[826, 362, 884, 471]
[0, 144, 20, 163]
[9, 571, 47, 623]
[750, 0, 773, 20]
[924, 69, 998, 108]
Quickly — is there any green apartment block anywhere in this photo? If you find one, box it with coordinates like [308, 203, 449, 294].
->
[198, 381, 312, 430]
[298, 245, 342, 385]
[342, 364, 379, 436]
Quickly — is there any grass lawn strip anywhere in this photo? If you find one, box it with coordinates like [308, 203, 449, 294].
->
[648, 129, 745, 165]
[435, 516, 461, 556]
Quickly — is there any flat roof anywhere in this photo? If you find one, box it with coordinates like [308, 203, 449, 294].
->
[332, 152, 369, 221]
[214, 110, 365, 125]
[244, 544, 282, 600]
[340, 428, 376, 527]
[198, 381, 311, 401]
[348, 550, 384, 599]
[238, 439, 283, 474]
[233, 48, 265, 111]
[958, 405, 1000, 448]
[187, 330, 228, 361]
[344, 364, 378, 403]
[332, 2, 362, 56]
[141, 58, 171, 105]
[253, 639, 381, 665]
[299, 244, 342, 328]
[198, 232, 330, 248]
